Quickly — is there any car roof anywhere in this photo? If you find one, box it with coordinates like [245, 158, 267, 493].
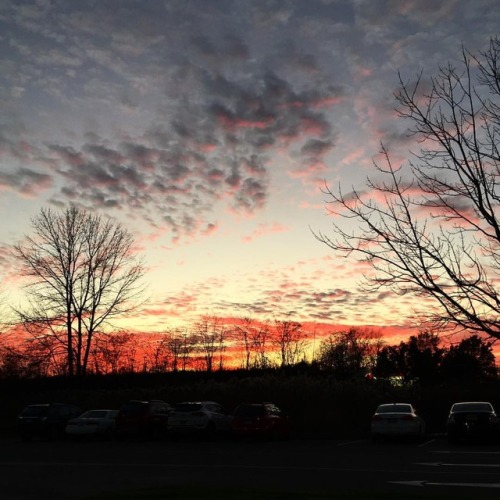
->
[451, 401, 493, 409]
[377, 403, 412, 407]
[376, 403, 413, 411]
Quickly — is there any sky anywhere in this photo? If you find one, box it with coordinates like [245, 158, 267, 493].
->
[1, 0, 499, 346]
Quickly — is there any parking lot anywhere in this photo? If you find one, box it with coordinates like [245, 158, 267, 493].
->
[1, 434, 500, 499]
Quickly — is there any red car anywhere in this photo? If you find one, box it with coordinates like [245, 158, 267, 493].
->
[231, 402, 291, 439]
[115, 400, 171, 439]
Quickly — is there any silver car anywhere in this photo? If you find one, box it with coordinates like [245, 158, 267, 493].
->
[65, 409, 118, 438]
[168, 401, 232, 437]
[371, 403, 425, 441]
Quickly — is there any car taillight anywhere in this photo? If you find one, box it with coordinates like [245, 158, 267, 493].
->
[489, 414, 498, 423]
[401, 415, 415, 421]
[372, 415, 382, 421]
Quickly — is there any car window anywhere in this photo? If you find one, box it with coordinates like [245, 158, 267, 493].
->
[21, 406, 48, 417]
[452, 402, 493, 412]
[49, 405, 69, 417]
[376, 404, 412, 414]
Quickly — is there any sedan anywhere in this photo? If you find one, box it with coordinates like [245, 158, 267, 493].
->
[65, 409, 118, 439]
[446, 401, 500, 443]
[168, 401, 232, 437]
[231, 402, 291, 440]
[371, 403, 425, 441]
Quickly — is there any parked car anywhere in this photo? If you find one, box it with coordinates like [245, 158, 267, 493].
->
[168, 401, 232, 437]
[371, 403, 425, 441]
[446, 401, 500, 443]
[65, 409, 118, 439]
[17, 403, 83, 441]
[231, 402, 291, 440]
[115, 400, 171, 439]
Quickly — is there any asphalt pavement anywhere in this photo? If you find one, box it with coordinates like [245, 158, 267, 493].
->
[1, 435, 500, 499]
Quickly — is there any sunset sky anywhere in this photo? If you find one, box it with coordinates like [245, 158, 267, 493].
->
[1, 0, 499, 345]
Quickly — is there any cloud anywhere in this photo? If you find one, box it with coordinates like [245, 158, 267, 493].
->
[21, 40, 341, 241]
[4, 0, 491, 247]
[0, 167, 52, 197]
[242, 222, 289, 243]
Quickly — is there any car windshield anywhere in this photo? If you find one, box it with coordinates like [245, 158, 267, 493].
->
[21, 406, 48, 417]
[452, 402, 493, 412]
[376, 404, 412, 414]
[234, 405, 266, 417]
[174, 403, 202, 412]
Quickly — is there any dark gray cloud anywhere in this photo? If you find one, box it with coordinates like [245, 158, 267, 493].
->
[0, 167, 52, 196]
[1, 0, 496, 243]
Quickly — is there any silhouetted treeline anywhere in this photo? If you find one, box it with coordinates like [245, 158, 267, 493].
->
[0, 324, 497, 386]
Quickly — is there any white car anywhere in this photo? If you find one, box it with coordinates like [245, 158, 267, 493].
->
[371, 403, 425, 441]
[65, 409, 118, 438]
[168, 401, 232, 436]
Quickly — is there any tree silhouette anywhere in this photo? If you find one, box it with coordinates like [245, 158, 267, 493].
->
[273, 318, 306, 367]
[441, 334, 497, 381]
[374, 331, 443, 384]
[13, 206, 145, 376]
[317, 327, 381, 379]
[315, 38, 500, 340]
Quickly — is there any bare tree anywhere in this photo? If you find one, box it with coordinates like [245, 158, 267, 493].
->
[165, 329, 197, 372]
[194, 315, 228, 372]
[273, 317, 307, 367]
[315, 38, 500, 340]
[233, 316, 260, 370]
[13, 206, 146, 376]
[177, 331, 197, 371]
[92, 332, 137, 374]
[142, 328, 195, 373]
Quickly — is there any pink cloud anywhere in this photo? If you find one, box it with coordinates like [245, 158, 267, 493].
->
[242, 222, 289, 243]
[288, 161, 327, 179]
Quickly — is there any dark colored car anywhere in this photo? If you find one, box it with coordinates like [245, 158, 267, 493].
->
[115, 399, 172, 439]
[17, 403, 83, 441]
[446, 401, 500, 443]
[231, 402, 291, 440]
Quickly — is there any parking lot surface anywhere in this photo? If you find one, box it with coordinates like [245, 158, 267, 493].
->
[1, 435, 500, 499]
